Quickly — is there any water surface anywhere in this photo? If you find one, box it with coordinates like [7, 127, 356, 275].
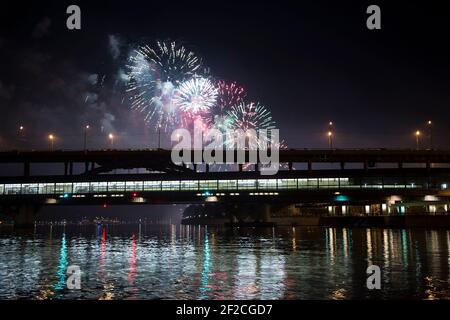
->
[0, 224, 449, 299]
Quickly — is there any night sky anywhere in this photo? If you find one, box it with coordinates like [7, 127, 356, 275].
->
[1, 0, 450, 150]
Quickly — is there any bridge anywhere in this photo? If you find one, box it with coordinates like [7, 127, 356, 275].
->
[0, 149, 450, 227]
[1, 148, 450, 176]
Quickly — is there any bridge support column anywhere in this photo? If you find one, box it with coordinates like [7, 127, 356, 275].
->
[262, 204, 271, 222]
[24, 161, 30, 177]
[288, 162, 293, 171]
[238, 164, 243, 172]
[340, 162, 345, 170]
[307, 161, 312, 173]
[363, 160, 368, 172]
[85, 162, 89, 173]
[398, 162, 403, 169]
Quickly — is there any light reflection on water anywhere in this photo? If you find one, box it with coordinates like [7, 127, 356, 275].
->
[0, 225, 449, 300]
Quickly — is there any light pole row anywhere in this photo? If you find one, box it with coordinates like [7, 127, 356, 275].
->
[16, 124, 116, 151]
[326, 120, 434, 150]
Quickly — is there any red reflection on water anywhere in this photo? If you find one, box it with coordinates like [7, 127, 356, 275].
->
[98, 226, 107, 280]
[128, 234, 137, 285]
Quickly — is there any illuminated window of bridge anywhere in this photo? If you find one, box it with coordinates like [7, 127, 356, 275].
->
[181, 180, 199, 191]
[73, 182, 90, 194]
[405, 178, 423, 188]
[55, 183, 73, 194]
[277, 179, 297, 189]
[126, 181, 143, 192]
[257, 179, 277, 190]
[361, 177, 383, 189]
[143, 181, 161, 191]
[21, 183, 39, 194]
[5, 184, 21, 195]
[39, 183, 55, 194]
[199, 180, 218, 190]
[162, 181, 180, 191]
[383, 177, 404, 189]
[345, 178, 361, 188]
[108, 181, 125, 192]
[218, 180, 237, 190]
[237, 179, 256, 190]
[298, 178, 318, 188]
[89, 182, 106, 193]
[319, 178, 339, 188]
[298, 179, 307, 188]
[339, 178, 350, 186]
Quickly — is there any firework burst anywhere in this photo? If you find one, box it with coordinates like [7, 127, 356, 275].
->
[224, 101, 277, 149]
[125, 40, 205, 130]
[226, 101, 276, 132]
[174, 77, 218, 114]
[215, 80, 245, 112]
[204, 80, 246, 131]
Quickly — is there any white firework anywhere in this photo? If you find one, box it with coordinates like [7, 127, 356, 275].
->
[174, 77, 218, 114]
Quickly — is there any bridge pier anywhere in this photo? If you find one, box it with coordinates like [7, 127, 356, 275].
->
[3, 204, 40, 228]
[263, 203, 271, 222]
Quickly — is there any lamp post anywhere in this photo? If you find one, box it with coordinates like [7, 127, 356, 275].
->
[48, 134, 55, 151]
[108, 133, 114, 148]
[18, 125, 25, 140]
[83, 125, 90, 151]
[427, 120, 433, 149]
[327, 121, 334, 149]
[415, 130, 421, 150]
[158, 124, 161, 149]
[328, 131, 333, 149]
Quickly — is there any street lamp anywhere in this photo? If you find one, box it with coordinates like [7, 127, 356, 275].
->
[18, 125, 25, 139]
[83, 125, 90, 151]
[328, 131, 333, 149]
[48, 134, 55, 151]
[415, 130, 421, 150]
[427, 120, 433, 149]
[157, 124, 161, 149]
[108, 133, 114, 148]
